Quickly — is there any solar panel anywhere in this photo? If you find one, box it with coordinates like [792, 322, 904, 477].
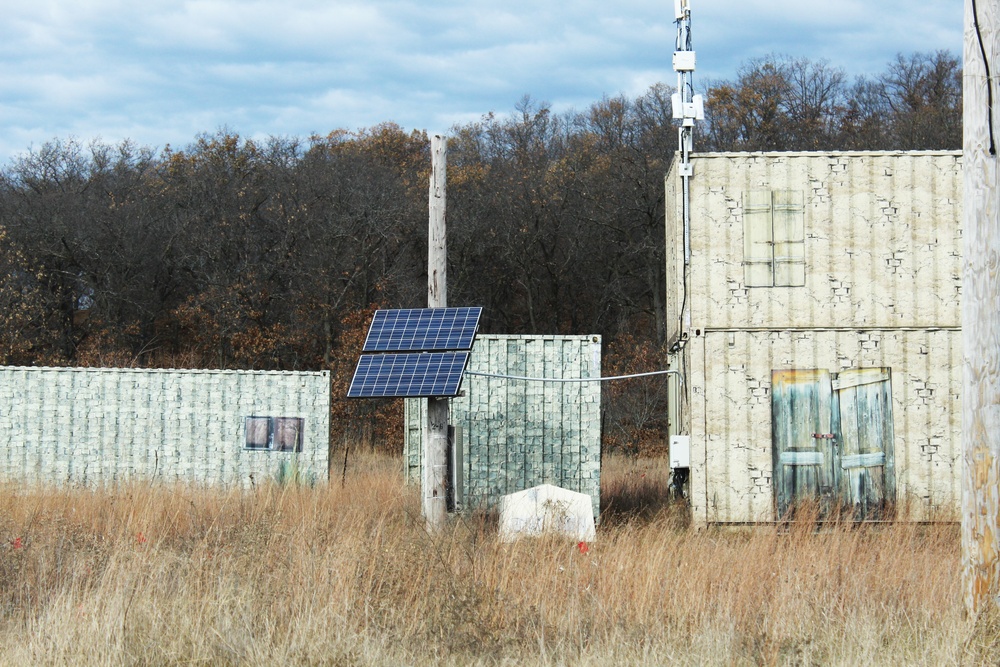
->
[347, 351, 471, 398]
[363, 307, 482, 352]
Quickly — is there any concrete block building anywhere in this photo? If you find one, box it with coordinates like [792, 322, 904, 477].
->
[405, 334, 602, 518]
[0, 367, 331, 485]
[665, 151, 962, 524]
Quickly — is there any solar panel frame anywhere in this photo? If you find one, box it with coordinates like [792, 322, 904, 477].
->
[362, 307, 482, 352]
[347, 351, 471, 398]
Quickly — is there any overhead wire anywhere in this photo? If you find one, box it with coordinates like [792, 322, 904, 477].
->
[464, 369, 684, 384]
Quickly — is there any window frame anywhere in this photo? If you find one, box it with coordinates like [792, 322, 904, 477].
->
[244, 416, 304, 452]
[742, 189, 806, 287]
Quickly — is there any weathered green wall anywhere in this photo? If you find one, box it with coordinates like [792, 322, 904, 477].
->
[405, 334, 602, 518]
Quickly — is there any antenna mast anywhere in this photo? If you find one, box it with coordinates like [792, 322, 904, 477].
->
[672, 0, 703, 269]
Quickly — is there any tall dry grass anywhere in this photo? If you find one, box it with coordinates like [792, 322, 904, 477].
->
[0, 451, 993, 666]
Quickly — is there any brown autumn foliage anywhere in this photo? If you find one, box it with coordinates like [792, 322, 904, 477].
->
[703, 51, 961, 151]
[0, 226, 62, 366]
[602, 332, 671, 457]
[328, 304, 404, 451]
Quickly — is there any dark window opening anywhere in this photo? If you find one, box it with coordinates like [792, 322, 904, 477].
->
[245, 416, 304, 452]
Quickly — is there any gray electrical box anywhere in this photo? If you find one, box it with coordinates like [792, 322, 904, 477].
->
[673, 50, 696, 71]
[670, 435, 691, 469]
[449, 425, 463, 512]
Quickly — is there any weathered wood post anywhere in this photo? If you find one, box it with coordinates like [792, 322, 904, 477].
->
[964, 0, 1000, 613]
[424, 134, 448, 531]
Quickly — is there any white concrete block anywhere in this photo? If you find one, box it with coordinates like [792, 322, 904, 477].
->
[499, 484, 596, 543]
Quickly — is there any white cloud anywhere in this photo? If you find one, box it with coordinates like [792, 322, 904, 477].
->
[0, 0, 964, 164]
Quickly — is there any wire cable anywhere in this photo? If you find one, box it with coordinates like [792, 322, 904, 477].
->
[464, 369, 684, 384]
[973, 0, 997, 156]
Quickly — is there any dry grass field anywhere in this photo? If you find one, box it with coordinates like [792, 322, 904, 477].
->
[0, 450, 995, 666]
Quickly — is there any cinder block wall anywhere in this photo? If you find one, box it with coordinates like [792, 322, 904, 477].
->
[405, 334, 602, 518]
[0, 367, 330, 485]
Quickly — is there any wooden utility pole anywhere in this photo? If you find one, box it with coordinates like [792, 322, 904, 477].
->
[964, 0, 1000, 613]
[424, 134, 448, 531]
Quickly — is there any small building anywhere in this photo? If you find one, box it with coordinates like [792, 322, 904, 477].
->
[664, 151, 962, 525]
[405, 334, 602, 518]
[0, 366, 331, 485]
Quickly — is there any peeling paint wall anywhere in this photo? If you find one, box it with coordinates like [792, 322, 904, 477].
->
[0, 367, 331, 486]
[667, 151, 963, 524]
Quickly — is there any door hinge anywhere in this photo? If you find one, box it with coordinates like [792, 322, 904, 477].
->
[812, 433, 835, 440]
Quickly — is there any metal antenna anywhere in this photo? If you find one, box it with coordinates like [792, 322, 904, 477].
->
[672, 0, 703, 268]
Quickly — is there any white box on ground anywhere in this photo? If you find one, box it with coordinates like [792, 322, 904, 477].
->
[499, 484, 597, 543]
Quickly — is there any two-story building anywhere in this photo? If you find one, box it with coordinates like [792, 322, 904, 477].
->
[665, 151, 962, 525]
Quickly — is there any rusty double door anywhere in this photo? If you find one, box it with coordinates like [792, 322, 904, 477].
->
[771, 368, 896, 519]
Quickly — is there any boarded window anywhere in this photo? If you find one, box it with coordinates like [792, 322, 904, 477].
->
[245, 416, 304, 452]
[743, 190, 805, 287]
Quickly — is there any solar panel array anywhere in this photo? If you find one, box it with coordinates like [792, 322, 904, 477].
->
[348, 307, 482, 398]
[363, 307, 482, 352]
[347, 351, 471, 398]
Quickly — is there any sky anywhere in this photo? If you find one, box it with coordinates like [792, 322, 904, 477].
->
[0, 1, 963, 165]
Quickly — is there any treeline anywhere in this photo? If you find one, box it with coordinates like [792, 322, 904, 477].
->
[703, 51, 961, 151]
[0, 51, 961, 452]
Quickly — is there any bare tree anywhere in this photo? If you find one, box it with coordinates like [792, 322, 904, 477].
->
[880, 51, 962, 149]
[782, 57, 848, 148]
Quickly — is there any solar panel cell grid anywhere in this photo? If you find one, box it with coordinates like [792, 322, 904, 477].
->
[363, 307, 482, 352]
[347, 351, 471, 398]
